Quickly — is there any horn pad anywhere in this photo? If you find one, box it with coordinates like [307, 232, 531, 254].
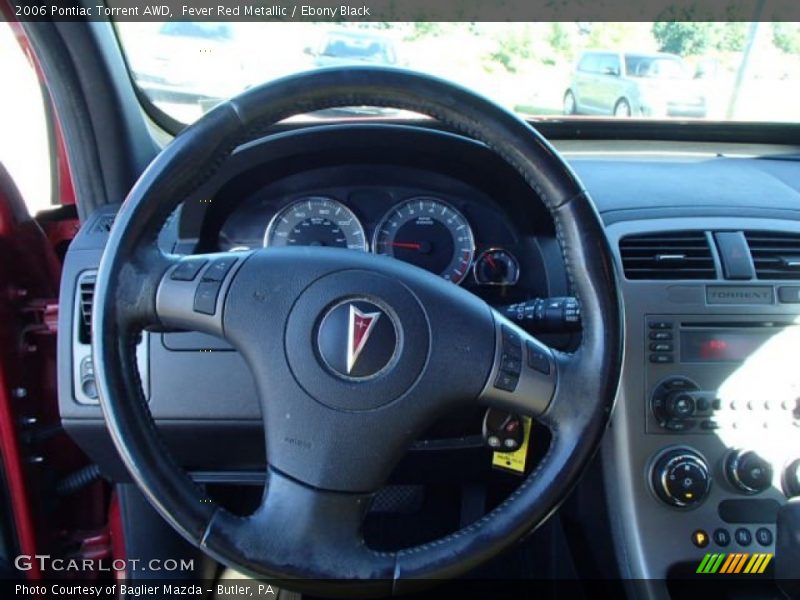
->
[285, 270, 429, 411]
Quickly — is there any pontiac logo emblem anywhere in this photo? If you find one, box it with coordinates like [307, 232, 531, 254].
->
[317, 299, 397, 380]
[347, 305, 381, 374]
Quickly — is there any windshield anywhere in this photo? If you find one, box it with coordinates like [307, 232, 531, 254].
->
[115, 22, 800, 126]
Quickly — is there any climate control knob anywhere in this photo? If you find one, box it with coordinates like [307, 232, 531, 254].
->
[651, 448, 712, 508]
[725, 449, 773, 495]
[782, 458, 800, 498]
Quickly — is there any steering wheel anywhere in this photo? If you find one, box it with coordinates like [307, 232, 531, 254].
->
[93, 67, 622, 595]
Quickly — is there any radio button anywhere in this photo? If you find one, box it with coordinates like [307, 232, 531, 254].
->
[666, 393, 696, 418]
[650, 342, 673, 352]
[664, 378, 696, 391]
[777, 286, 800, 303]
[665, 418, 696, 432]
[649, 331, 673, 341]
[649, 321, 673, 330]
[650, 354, 674, 364]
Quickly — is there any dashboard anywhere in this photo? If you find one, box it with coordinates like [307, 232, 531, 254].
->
[57, 122, 800, 592]
[174, 125, 567, 313]
[217, 178, 523, 292]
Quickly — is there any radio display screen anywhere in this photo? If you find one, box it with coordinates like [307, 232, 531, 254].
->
[680, 330, 773, 363]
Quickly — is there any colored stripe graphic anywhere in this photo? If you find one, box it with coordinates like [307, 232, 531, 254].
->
[719, 553, 737, 574]
[743, 554, 759, 573]
[749, 554, 766, 574]
[758, 553, 772, 573]
[696, 554, 712, 574]
[709, 553, 725, 573]
[698, 552, 773, 575]
[734, 553, 749, 573]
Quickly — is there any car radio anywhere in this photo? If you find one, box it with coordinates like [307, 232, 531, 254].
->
[645, 315, 800, 435]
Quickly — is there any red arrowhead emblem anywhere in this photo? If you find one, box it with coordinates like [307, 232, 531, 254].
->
[347, 305, 382, 374]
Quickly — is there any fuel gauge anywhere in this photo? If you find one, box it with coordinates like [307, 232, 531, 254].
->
[473, 248, 520, 286]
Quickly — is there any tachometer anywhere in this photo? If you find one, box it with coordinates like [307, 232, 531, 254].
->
[373, 197, 475, 284]
[263, 197, 367, 251]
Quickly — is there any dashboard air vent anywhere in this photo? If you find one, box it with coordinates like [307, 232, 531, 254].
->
[619, 232, 715, 280]
[745, 231, 800, 280]
[77, 275, 95, 344]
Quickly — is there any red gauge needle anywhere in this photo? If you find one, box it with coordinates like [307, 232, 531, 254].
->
[484, 253, 498, 271]
[384, 241, 422, 250]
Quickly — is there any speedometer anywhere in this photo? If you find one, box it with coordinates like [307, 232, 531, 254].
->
[263, 197, 367, 251]
[373, 197, 475, 284]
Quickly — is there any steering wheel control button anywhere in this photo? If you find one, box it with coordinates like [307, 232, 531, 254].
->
[526, 341, 551, 375]
[651, 448, 711, 508]
[735, 528, 753, 547]
[500, 354, 522, 375]
[755, 527, 773, 546]
[170, 259, 208, 281]
[493, 326, 524, 391]
[317, 301, 397, 380]
[725, 449, 773, 494]
[202, 257, 237, 282]
[501, 326, 522, 358]
[193, 281, 222, 315]
[691, 530, 710, 548]
[494, 371, 519, 392]
[713, 528, 731, 547]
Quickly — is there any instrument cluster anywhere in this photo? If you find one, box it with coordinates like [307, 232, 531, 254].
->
[220, 193, 523, 288]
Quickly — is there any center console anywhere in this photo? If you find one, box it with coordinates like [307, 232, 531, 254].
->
[604, 217, 800, 591]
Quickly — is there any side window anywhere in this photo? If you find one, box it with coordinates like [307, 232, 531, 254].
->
[0, 21, 54, 215]
[625, 56, 649, 77]
[597, 53, 621, 76]
[577, 53, 599, 73]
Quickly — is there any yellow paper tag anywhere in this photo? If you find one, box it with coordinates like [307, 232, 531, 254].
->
[492, 416, 532, 474]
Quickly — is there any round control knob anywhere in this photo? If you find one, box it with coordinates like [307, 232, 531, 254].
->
[782, 458, 800, 498]
[725, 450, 773, 494]
[651, 448, 712, 508]
[665, 392, 696, 419]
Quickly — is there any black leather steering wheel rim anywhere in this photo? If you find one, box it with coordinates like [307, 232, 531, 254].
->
[93, 67, 623, 596]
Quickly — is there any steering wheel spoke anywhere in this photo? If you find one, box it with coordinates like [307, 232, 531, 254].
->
[203, 469, 395, 585]
[477, 312, 559, 418]
[154, 251, 248, 337]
